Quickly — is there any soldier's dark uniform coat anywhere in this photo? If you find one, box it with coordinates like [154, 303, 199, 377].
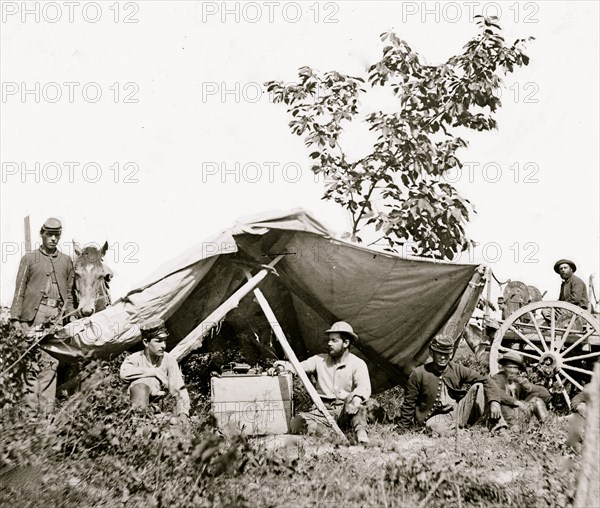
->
[559, 274, 588, 309]
[10, 248, 75, 322]
[397, 361, 501, 429]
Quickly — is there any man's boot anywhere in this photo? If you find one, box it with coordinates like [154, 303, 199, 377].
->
[530, 397, 549, 422]
[355, 428, 369, 444]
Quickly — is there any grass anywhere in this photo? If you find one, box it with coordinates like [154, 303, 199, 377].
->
[0, 327, 583, 508]
[0, 404, 579, 508]
[216, 415, 576, 508]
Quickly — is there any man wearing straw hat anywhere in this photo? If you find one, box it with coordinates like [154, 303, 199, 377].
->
[270, 321, 372, 444]
[10, 218, 75, 413]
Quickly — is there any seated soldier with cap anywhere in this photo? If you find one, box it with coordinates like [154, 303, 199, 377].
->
[492, 351, 550, 426]
[120, 319, 190, 419]
[397, 335, 506, 435]
[270, 321, 372, 444]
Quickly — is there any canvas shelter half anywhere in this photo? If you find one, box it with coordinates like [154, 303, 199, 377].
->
[43, 208, 485, 392]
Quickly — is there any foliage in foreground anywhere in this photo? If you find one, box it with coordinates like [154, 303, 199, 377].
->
[0, 325, 583, 507]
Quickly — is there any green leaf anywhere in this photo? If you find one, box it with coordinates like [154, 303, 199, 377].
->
[264, 21, 530, 259]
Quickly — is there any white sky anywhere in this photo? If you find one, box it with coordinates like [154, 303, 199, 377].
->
[1, 1, 599, 306]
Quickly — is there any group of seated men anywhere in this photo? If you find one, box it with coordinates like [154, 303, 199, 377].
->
[120, 318, 552, 444]
[119, 257, 592, 442]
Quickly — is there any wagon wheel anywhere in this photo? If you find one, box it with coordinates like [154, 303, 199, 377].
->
[490, 301, 600, 408]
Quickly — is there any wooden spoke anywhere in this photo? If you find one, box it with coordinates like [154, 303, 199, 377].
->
[559, 369, 584, 391]
[490, 301, 600, 383]
[527, 311, 548, 352]
[509, 326, 544, 355]
[562, 351, 600, 362]
[555, 373, 572, 408]
[562, 329, 594, 357]
[562, 364, 596, 378]
[498, 345, 540, 361]
[550, 307, 556, 350]
[556, 314, 578, 351]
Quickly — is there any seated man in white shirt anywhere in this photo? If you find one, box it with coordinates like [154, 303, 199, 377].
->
[120, 318, 190, 419]
[271, 321, 372, 444]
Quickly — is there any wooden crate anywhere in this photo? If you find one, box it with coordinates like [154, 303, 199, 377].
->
[211, 373, 293, 435]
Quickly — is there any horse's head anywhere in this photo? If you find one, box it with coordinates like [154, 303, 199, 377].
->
[73, 241, 113, 317]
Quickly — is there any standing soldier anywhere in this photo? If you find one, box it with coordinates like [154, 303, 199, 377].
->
[10, 218, 75, 413]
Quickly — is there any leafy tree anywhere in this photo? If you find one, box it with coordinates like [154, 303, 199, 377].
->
[265, 16, 533, 259]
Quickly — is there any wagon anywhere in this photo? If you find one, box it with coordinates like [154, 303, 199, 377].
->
[487, 276, 600, 408]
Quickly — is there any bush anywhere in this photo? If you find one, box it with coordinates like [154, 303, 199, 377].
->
[0, 333, 276, 507]
[0, 322, 42, 411]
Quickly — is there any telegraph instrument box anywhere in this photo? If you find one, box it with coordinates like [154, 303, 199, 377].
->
[210, 373, 293, 435]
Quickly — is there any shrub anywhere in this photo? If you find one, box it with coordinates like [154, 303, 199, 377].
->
[0, 321, 42, 412]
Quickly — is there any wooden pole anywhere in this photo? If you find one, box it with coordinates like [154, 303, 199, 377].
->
[243, 269, 348, 442]
[24, 215, 31, 253]
[483, 266, 492, 324]
[170, 255, 283, 362]
[589, 274, 597, 314]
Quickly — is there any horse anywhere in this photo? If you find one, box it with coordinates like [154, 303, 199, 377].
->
[73, 241, 113, 317]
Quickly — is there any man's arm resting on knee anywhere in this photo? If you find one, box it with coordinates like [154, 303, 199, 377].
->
[175, 388, 191, 417]
[351, 360, 371, 402]
[163, 355, 191, 417]
[345, 394, 366, 415]
[459, 365, 502, 408]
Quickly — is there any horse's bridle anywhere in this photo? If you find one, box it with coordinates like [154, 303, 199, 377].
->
[74, 267, 112, 311]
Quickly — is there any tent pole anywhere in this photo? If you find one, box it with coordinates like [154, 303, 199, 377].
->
[24, 215, 31, 253]
[243, 270, 348, 443]
[484, 266, 492, 322]
[170, 255, 283, 362]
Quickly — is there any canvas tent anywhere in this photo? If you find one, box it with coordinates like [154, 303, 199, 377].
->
[45, 208, 486, 392]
